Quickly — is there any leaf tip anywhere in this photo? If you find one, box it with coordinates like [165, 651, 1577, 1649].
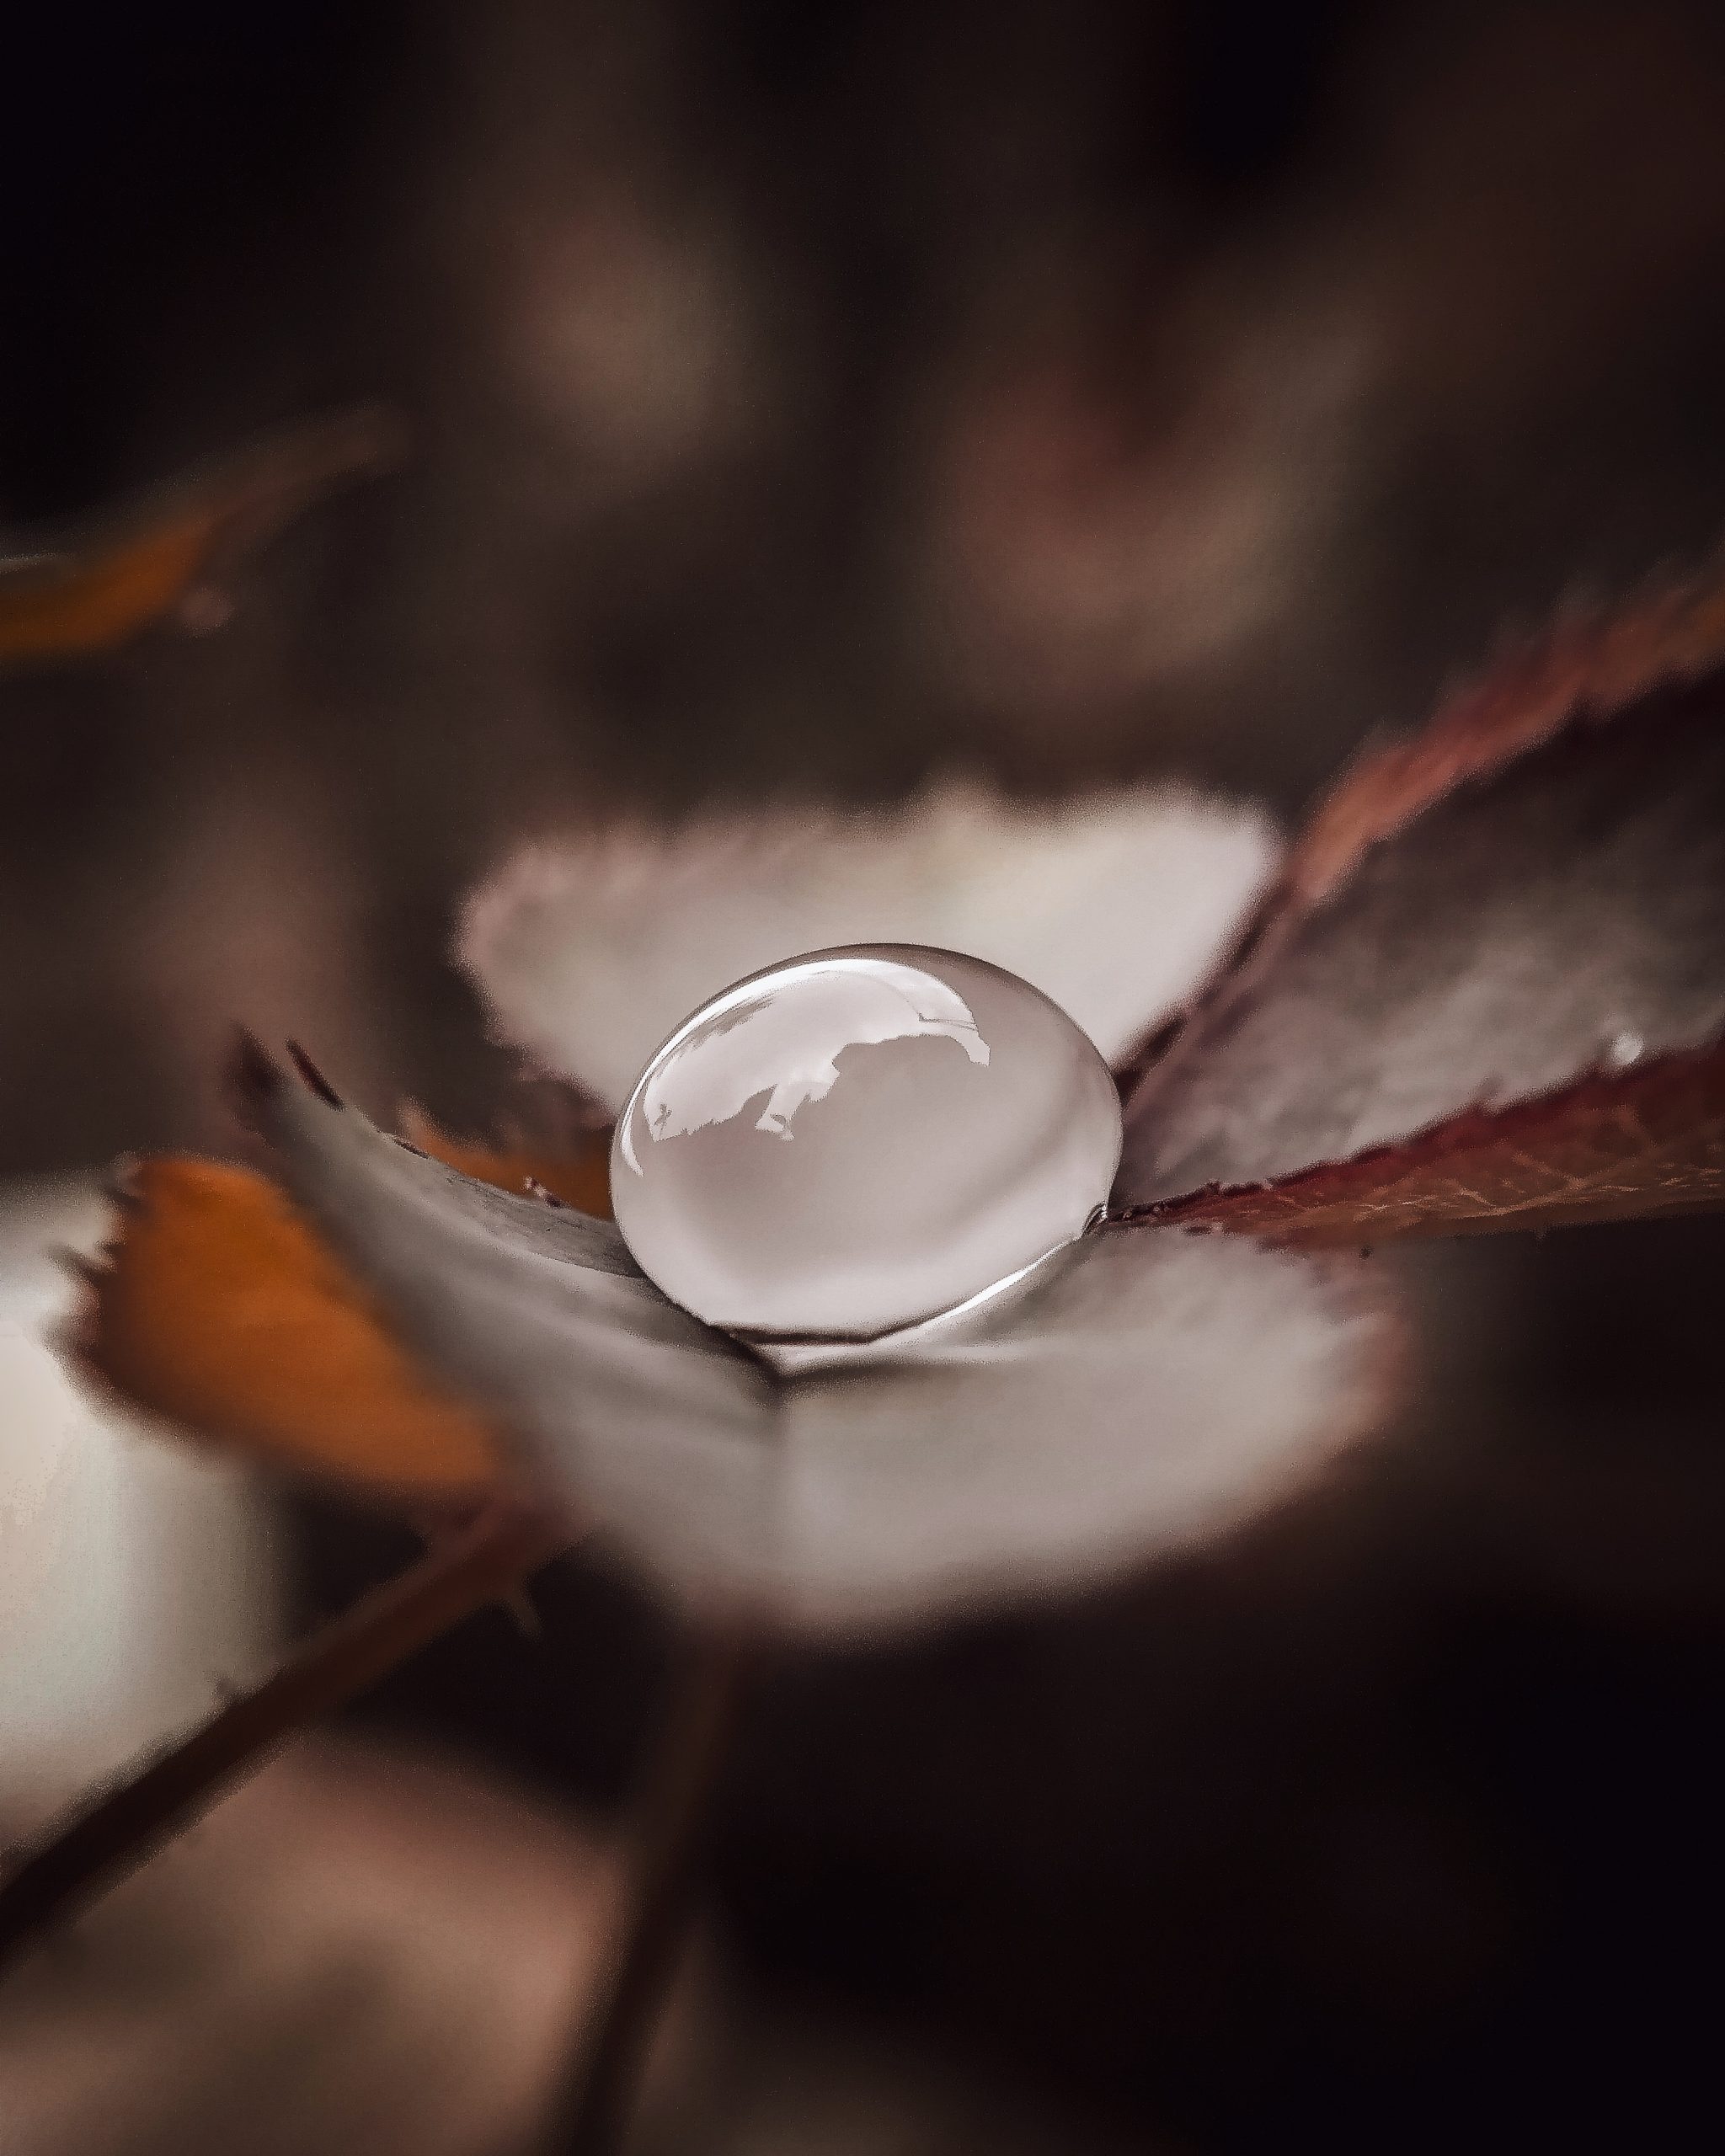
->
[226, 1028, 284, 1120]
[285, 1039, 344, 1108]
[99, 1156, 145, 1212]
[49, 1246, 104, 1291]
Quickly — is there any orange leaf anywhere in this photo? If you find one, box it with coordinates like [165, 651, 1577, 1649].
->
[0, 406, 401, 665]
[1134, 1043, 1725, 1247]
[75, 1156, 503, 1502]
[398, 1105, 613, 1217]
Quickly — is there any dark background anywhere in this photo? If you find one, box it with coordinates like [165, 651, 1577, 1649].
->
[4, 3, 1725, 2148]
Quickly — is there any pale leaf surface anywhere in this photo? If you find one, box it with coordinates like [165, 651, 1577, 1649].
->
[459, 783, 1278, 1108]
[244, 1063, 778, 1569]
[252, 1060, 1393, 1631]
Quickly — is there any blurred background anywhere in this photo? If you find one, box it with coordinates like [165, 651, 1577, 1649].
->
[3, 2, 1725, 2148]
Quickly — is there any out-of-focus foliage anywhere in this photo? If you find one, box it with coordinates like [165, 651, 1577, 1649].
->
[0, 1741, 1142, 2156]
[0, 410, 398, 665]
[0, 1177, 277, 1813]
[10, 1, 1725, 1171]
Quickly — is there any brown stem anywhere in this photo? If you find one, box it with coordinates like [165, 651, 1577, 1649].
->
[545, 1623, 755, 2156]
[0, 1502, 569, 1972]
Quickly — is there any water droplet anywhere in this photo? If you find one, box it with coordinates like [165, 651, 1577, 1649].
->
[611, 944, 1123, 1339]
[1608, 1029, 1645, 1067]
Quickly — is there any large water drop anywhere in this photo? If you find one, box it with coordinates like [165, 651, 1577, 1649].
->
[610, 944, 1122, 1339]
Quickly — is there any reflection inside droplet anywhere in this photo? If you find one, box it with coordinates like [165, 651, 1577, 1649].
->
[611, 944, 1122, 1340]
[622, 956, 990, 1161]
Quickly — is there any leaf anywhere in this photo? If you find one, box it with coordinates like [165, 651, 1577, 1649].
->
[74, 1156, 503, 1501]
[232, 1052, 779, 1550]
[0, 406, 402, 665]
[244, 1051, 1396, 1632]
[1116, 573, 1725, 1227]
[1291, 572, 1725, 909]
[1131, 1042, 1725, 1246]
[748, 1226, 1395, 1630]
[458, 783, 1278, 1108]
[398, 1102, 613, 1215]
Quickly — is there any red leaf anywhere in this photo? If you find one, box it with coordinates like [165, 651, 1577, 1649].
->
[1126, 1041, 1725, 1246]
[1291, 573, 1725, 907]
[1116, 571, 1725, 1230]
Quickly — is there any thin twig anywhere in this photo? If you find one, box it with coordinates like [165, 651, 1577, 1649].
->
[0, 1503, 569, 1972]
[545, 1623, 755, 2155]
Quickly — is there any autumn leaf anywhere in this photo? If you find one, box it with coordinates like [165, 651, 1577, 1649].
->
[398, 1102, 612, 1216]
[68, 1070, 611, 1503]
[1117, 574, 1725, 1241]
[75, 1155, 503, 1502]
[1290, 569, 1725, 906]
[0, 406, 402, 666]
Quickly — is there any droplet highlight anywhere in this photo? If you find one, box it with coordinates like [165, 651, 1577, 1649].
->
[1608, 1028, 1645, 1068]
